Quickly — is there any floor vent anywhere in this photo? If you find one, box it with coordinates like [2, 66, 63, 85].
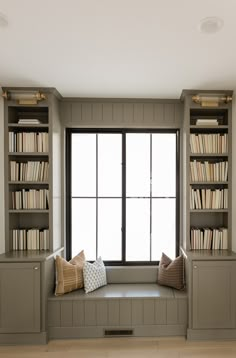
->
[104, 329, 134, 337]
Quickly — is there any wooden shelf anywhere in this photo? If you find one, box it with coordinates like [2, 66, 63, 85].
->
[8, 152, 49, 156]
[190, 153, 228, 157]
[190, 181, 228, 185]
[9, 210, 49, 214]
[190, 209, 228, 213]
[8, 124, 49, 128]
[8, 181, 49, 185]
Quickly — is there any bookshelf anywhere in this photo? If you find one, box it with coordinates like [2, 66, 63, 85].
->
[3, 89, 62, 253]
[181, 94, 232, 252]
[181, 90, 236, 340]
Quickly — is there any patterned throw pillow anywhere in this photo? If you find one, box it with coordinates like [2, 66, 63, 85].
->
[83, 257, 107, 293]
[55, 250, 85, 296]
[157, 252, 184, 290]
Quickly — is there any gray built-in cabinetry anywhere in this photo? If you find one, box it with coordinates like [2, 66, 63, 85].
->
[0, 88, 63, 344]
[181, 90, 236, 340]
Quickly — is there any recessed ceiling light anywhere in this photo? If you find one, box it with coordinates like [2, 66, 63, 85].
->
[198, 17, 224, 34]
[0, 12, 8, 27]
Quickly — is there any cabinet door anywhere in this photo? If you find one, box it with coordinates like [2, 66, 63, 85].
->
[0, 262, 40, 333]
[192, 260, 235, 329]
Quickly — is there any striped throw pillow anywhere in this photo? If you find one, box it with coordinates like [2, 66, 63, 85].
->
[55, 250, 85, 296]
[157, 253, 184, 290]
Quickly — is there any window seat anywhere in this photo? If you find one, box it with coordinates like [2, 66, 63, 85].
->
[48, 267, 187, 339]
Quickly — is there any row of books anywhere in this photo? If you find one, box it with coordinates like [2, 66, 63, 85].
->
[190, 188, 228, 210]
[9, 132, 48, 153]
[190, 160, 228, 182]
[10, 161, 49, 182]
[190, 228, 228, 250]
[190, 133, 228, 154]
[11, 189, 49, 210]
[12, 229, 49, 251]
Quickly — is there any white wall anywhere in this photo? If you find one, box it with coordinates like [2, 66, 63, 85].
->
[0, 95, 5, 253]
[232, 95, 236, 253]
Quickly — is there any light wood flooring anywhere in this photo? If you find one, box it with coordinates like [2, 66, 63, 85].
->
[1, 337, 236, 357]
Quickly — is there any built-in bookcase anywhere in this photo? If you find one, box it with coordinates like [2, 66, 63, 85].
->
[6, 105, 50, 251]
[3, 90, 62, 254]
[181, 92, 232, 252]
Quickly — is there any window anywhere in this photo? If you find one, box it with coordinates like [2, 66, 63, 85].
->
[66, 129, 179, 264]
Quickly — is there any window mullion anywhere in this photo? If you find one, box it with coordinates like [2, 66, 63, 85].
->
[96, 134, 98, 259]
[122, 132, 126, 264]
[150, 134, 152, 261]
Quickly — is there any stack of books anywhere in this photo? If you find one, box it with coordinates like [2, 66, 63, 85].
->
[18, 119, 41, 125]
[196, 119, 218, 126]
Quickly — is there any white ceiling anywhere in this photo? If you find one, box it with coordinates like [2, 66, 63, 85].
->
[0, 0, 236, 99]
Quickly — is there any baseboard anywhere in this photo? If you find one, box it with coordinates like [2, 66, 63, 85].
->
[49, 325, 187, 339]
[187, 328, 236, 341]
[0, 332, 48, 345]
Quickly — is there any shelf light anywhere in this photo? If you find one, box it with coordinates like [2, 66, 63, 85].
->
[192, 94, 232, 107]
[2, 90, 46, 105]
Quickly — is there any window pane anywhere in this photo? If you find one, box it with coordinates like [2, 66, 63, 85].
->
[152, 133, 176, 197]
[72, 134, 96, 197]
[152, 198, 176, 260]
[126, 199, 150, 261]
[126, 134, 150, 197]
[98, 199, 122, 260]
[98, 134, 122, 197]
[72, 198, 96, 260]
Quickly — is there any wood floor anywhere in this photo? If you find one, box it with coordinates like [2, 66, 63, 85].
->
[0, 337, 236, 357]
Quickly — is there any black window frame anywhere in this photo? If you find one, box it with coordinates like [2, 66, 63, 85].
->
[66, 128, 180, 265]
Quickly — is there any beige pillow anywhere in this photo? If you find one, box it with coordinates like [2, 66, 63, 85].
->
[55, 250, 85, 296]
[157, 252, 184, 290]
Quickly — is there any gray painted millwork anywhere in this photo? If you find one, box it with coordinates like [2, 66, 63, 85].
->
[48, 284, 187, 339]
[0, 262, 40, 333]
[1, 87, 236, 344]
[181, 89, 236, 341]
[60, 100, 183, 128]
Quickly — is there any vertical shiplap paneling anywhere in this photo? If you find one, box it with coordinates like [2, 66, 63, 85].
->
[71, 103, 82, 124]
[174, 103, 183, 126]
[60, 102, 71, 125]
[96, 300, 108, 326]
[166, 300, 178, 324]
[134, 103, 144, 124]
[84, 301, 96, 326]
[48, 301, 60, 327]
[123, 103, 134, 124]
[92, 103, 103, 125]
[154, 103, 164, 124]
[82, 103, 92, 123]
[164, 104, 175, 125]
[155, 299, 167, 325]
[103, 103, 113, 123]
[73, 301, 85, 327]
[108, 300, 119, 326]
[144, 103, 154, 125]
[112, 103, 123, 124]
[143, 300, 155, 325]
[178, 299, 187, 325]
[60, 301, 73, 327]
[119, 299, 132, 326]
[131, 299, 143, 325]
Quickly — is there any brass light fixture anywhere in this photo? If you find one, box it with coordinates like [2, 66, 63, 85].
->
[192, 94, 232, 107]
[2, 90, 46, 105]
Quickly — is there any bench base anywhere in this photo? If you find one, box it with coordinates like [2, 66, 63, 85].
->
[49, 325, 187, 339]
[48, 284, 187, 339]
